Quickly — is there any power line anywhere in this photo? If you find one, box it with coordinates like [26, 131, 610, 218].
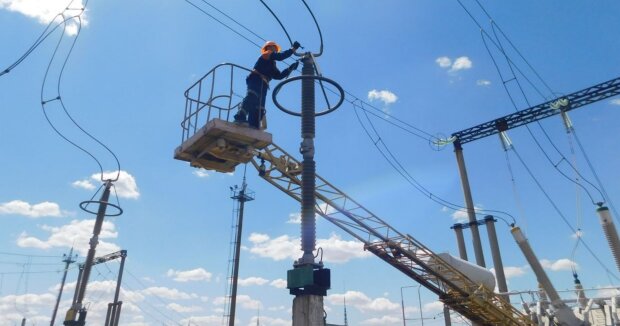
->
[182, 0, 438, 143]
[508, 144, 620, 282]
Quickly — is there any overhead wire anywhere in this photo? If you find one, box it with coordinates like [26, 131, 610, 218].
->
[478, 13, 603, 208]
[508, 144, 620, 282]
[39, 1, 122, 182]
[183, 0, 519, 224]
[0, 0, 78, 77]
[353, 100, 516, 226]
[470, 0, 617, 279]
[125, 268, 185, 325]
[181, 0, 439, 143]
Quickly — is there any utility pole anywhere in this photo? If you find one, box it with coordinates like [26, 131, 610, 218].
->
[104, 250, 127, 326]
[226, 177, 254, 326]
[64, 180, 122, 325]
[50, 248, 76, 326]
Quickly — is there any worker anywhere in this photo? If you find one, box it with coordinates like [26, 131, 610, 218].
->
[234, 40, 301, 129]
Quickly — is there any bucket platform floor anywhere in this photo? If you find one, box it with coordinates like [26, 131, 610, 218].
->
[174, 119, 272, 173]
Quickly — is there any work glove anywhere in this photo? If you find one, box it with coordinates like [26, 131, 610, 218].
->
[292, 41, 301, 50]
[290, 61, 299, 71]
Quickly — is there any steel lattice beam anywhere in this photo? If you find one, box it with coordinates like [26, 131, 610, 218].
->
[251, 143, 532, 325]
[452, 76, 620, 145]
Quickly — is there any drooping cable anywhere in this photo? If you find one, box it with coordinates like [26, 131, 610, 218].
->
[456, 0, 552, 101]
[0, 0, 78, 77]
[125, 268, 185, 325]
[39, 0, 122, 182]
[571, 127, 620, 224]
[508, 144, 620, 282]
[353, 100, 515, 226]
[473, 0, 556, 96]
[183, 0, 263, 48]
[182, 0, 439, 143]
[480, 23, 603, 207]
[300, 0, 324, 56]
[258, 0, 293, 47]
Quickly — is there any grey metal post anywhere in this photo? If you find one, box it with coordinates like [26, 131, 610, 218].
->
[484, 216, 508, 295]
[511, 226, 580, 325]
[229, 183, 250, 326]
[71, 264, 84, 306]
[596, 206, 620, 273]
[452, 223, 468, 260]
[51, 248, 75, 326]
[443, 305, 451, 326]
[453, 141, 485, 267]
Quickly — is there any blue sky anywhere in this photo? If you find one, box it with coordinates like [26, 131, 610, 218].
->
[1, 1, 620, 325]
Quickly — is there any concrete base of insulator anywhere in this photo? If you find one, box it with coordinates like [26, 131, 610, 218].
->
[292, 295, 324, 326]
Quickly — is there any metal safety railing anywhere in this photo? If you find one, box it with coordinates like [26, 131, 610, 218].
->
[180, 63, 252, 143]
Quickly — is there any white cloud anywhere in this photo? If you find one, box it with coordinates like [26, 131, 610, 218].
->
[180, 315, 222, 325]
[270, 278, 287, 289]
[436, 56, 473, 73]
[237, 276, 269, 287]
[477, 79, 491, 86]
[0, 0, 88, 36]
[167, 303, 203, 313]
[611, 99, 620, 106]
[571, 229, 585, 239]
[167, 268, 212, 282]
[16, 219, 119, 255]
[360, 315, 401, 325]
[540, 258, 576, 271]
[499, 266, 528, 279]
[0, 200, 64, 218]
[422, 300, 445, 313]
[142, 286, 197, 300]
[327, 291, 399, 313]
[286, 212, 301, 224]
[435, 56, 452, 68]
[247, 233, 371, 263]
[451, 56, 473, 71]
[74, 170, 140, 199]
[193, 170, 209, 178]
[248, 316, 289, 326]
[367, 89, 398, 105]
[72, 179, 95, 190]
[450, 205, 482, 223]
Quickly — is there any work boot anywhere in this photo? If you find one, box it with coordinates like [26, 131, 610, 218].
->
[233, 111, 247, 123]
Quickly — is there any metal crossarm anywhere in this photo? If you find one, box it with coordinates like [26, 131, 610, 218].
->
[251, 143, 532, 325]
[452, 76, 620, 145]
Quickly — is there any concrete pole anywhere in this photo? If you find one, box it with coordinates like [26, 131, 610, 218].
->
[51, 248, 75, 326]
[452, 223, 468, 260]
[453, 141, 485, 267]
[484, 216, 508, 295]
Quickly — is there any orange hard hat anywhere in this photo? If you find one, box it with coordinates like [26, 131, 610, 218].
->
[261, 41, 281, 55]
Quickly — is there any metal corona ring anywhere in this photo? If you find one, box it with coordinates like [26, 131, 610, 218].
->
[272, 75, 345, 117]
[79, 200, 123, 217]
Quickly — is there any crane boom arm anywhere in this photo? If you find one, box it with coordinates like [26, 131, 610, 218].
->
[452, 76, 620, 145]
[251, 143, 532, 325]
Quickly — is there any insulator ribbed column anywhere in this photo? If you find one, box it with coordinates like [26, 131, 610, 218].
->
[299, 54, 316, 264]
[511, 226, 581, 325]
[596, 206, 620, 273]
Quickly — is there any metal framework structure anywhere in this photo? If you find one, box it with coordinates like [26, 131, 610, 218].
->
[251, 143, 532, 325]
[451, 76, 620, 145]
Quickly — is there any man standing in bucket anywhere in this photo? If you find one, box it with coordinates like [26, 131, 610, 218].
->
[234, 40, 301, 129]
